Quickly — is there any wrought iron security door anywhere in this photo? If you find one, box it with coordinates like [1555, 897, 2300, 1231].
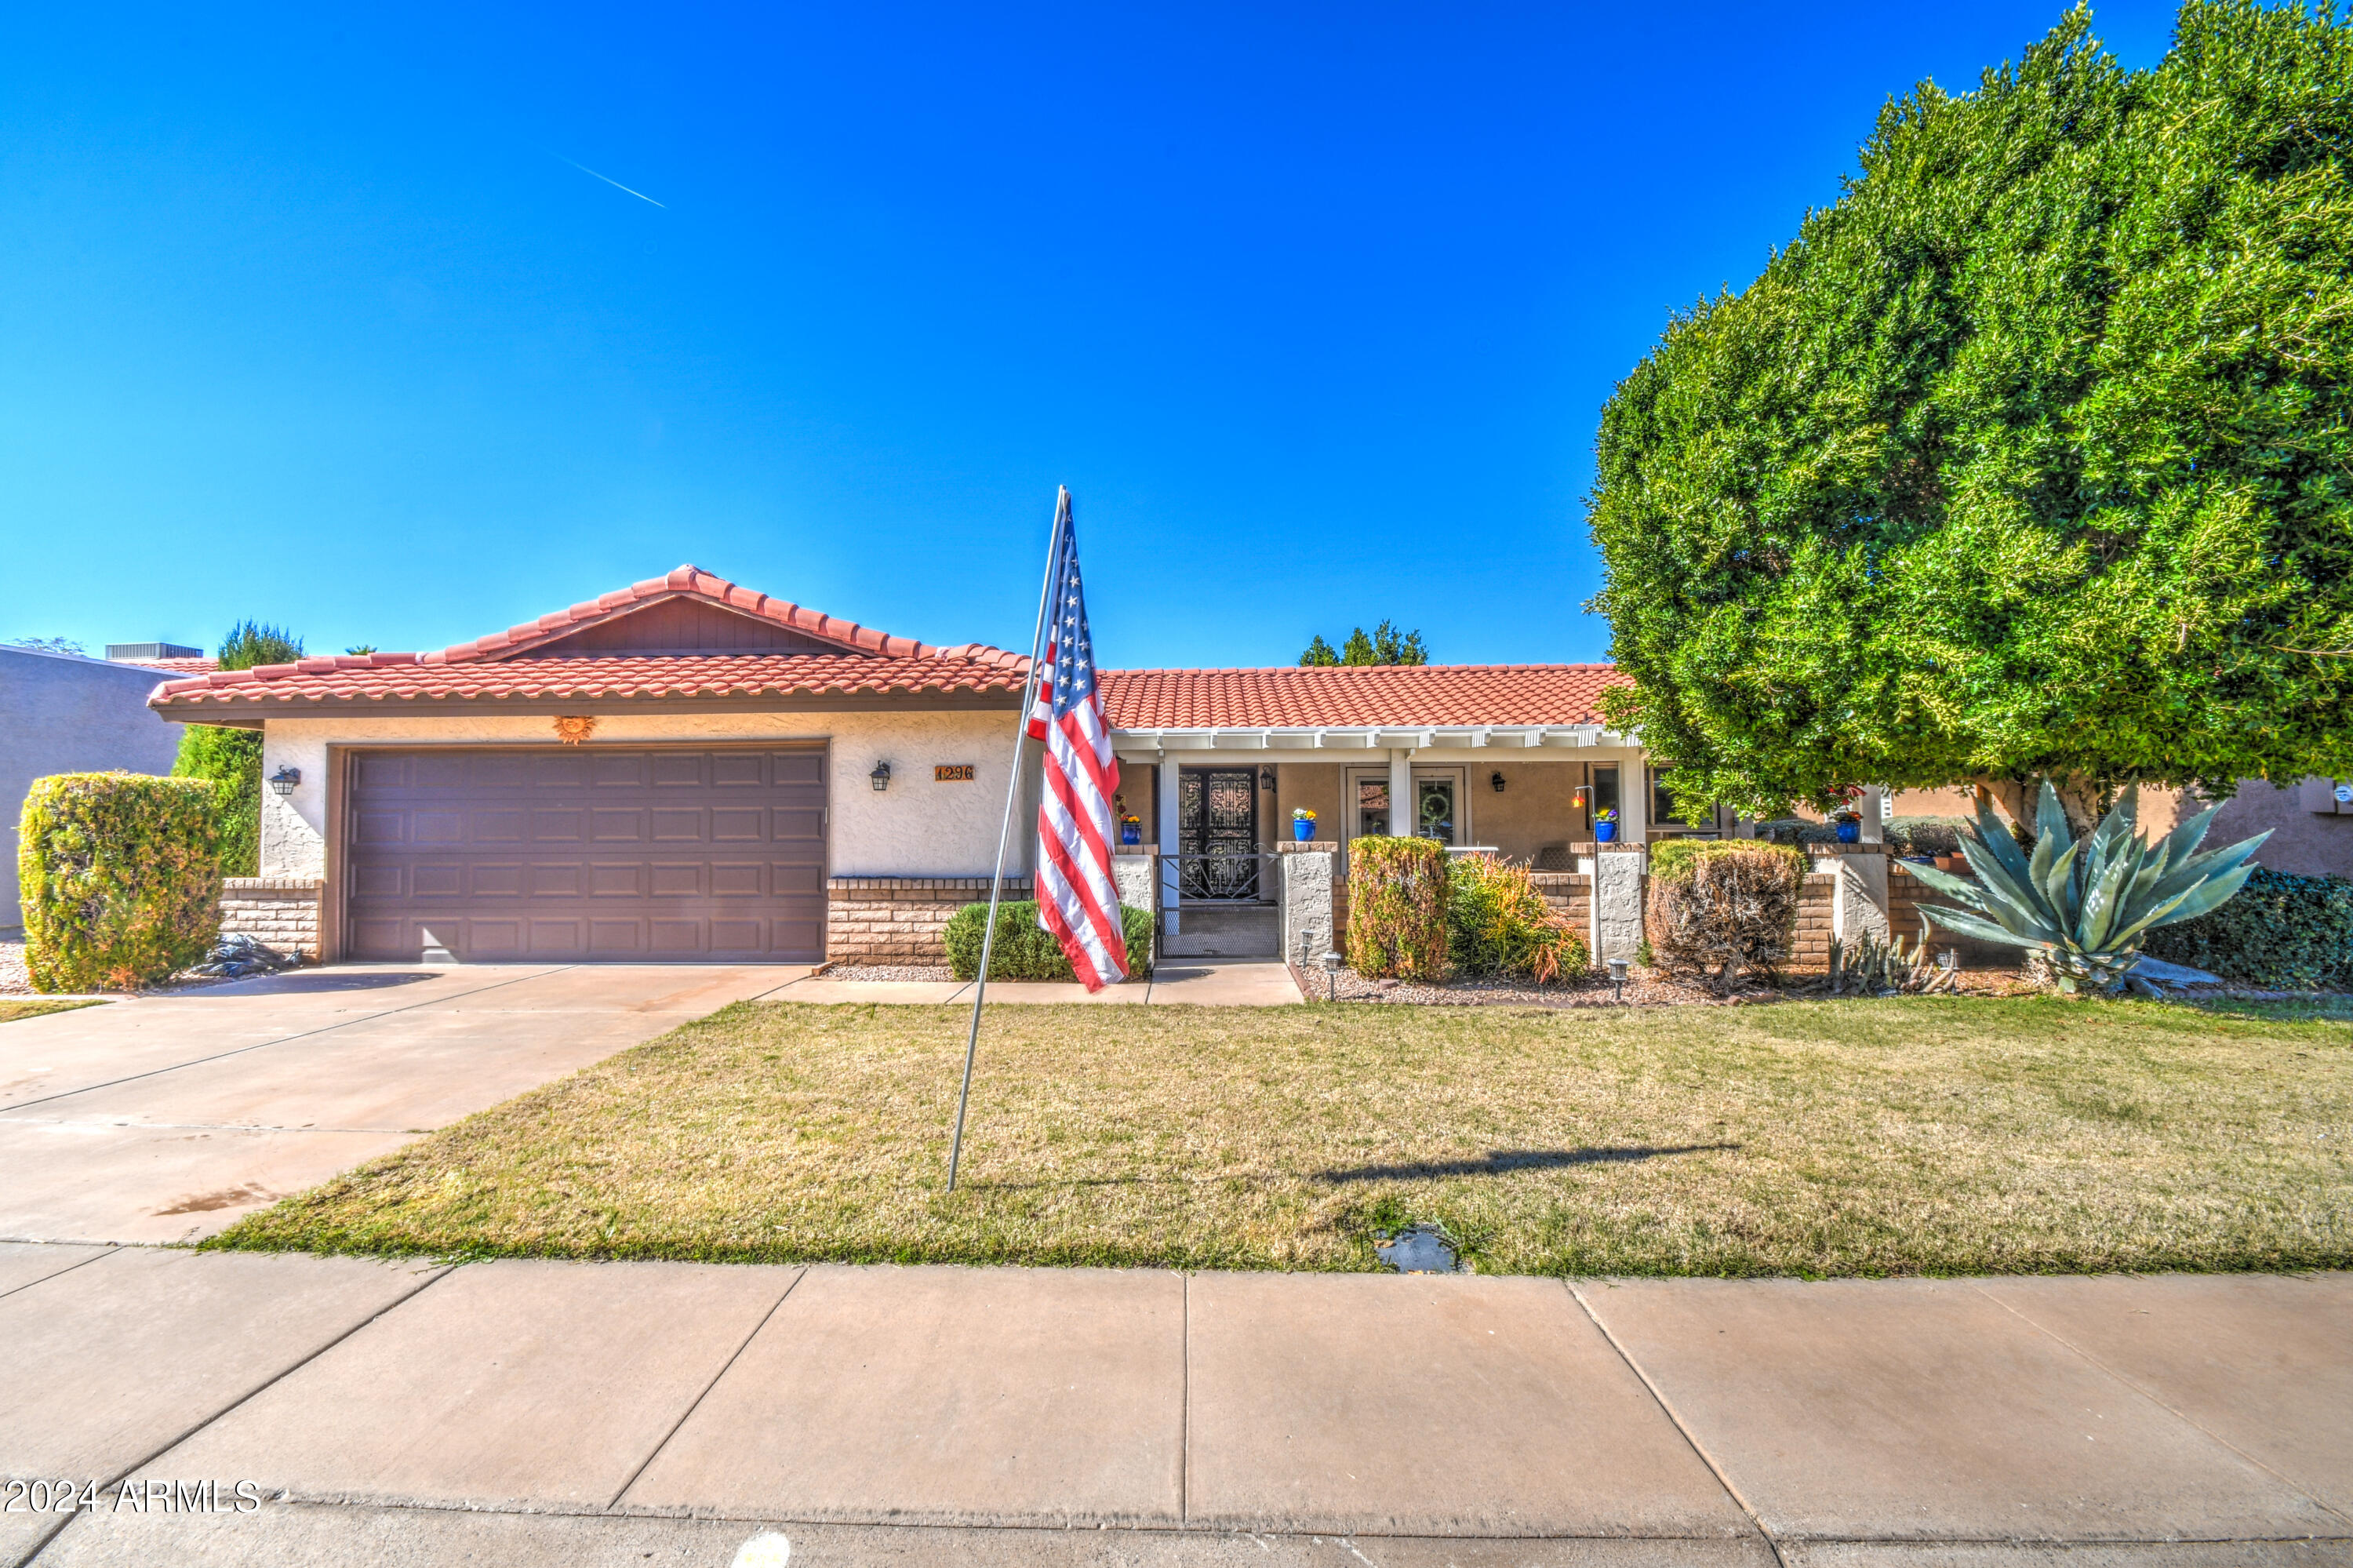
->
[1178, 768, 1261, 900]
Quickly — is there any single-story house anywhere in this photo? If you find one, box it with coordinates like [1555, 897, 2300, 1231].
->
[2, 644, 204, 931]
[146, 563, 2350, 967]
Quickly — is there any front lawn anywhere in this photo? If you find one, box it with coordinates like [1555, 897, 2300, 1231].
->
[0, 999, 101, 1024]
[212, 997, 2353, 1277]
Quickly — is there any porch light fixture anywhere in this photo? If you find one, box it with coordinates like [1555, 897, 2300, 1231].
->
[267, 766, 300, 797]
[1607, 956, 1629, 1003]
[1489, 770, 1506, 793]
[870, 762, 891, 792]
[1260, 766, 1277, 792]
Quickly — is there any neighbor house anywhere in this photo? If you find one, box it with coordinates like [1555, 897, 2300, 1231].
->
[2, 643, 206, 931]
[145, 563, 2350, 967]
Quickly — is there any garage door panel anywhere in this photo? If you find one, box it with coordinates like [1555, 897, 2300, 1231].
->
[592, 809, 646, 842]
[711, 807, 766, 842]
[650, 809, 705, 842]
[590, 863, 646, 897]
[474, 809, 526, 843]
[347, 746, 827, 963]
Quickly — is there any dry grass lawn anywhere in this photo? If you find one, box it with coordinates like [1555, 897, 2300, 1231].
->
[213, 995, 2353, 1277]
[0, 999, 100, 1024]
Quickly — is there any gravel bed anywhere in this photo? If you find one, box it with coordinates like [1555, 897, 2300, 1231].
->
[1289, 959, 2046, 1006]
[0, 937, 31, 996]
[822, 963, 959, 983]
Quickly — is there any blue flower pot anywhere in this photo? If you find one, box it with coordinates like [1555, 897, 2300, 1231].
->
[1836, 820, 1860, 843]
[1121, 824, 1140, 846]
[1595, 821, 1617, 843]
[1293, 819, 1315, 842]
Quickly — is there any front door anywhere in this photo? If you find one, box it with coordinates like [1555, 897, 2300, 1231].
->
[1178, 767, 1260, 900]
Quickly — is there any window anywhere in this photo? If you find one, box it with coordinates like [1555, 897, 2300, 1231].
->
[1591, 765, 1619, 830]
[1355, 777, 1390, 838]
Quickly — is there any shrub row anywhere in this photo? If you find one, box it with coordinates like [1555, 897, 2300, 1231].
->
[18, 773, 223, 992]
[944, 899, 1155, 983]
[1345, 836, 1450, 980]
[2140, 866, 2353, 991]
[1646, 840, 1807, 991]
[1446, 853, 1587, 982]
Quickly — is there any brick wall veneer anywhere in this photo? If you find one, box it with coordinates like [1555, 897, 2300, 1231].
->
[827, 875, 1032, 963]
[219, 877, 323, 959]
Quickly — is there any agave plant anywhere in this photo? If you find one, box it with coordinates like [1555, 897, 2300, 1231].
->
[1907, 781, 2268, 995]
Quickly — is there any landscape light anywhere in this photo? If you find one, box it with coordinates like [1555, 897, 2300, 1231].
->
[1607, 955, 1629, 1003]
[1321, 950, 1343, 1002]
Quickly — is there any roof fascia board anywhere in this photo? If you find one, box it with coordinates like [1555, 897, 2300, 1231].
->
[153, 693, 1024, 722]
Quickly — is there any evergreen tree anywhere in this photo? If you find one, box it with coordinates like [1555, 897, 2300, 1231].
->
[1587, 2, 2353, 825]
[1300, 634, 1340, 666]
[171, 621, 304, 875]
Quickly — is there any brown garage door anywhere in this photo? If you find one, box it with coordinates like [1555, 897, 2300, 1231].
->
[344, 746, 826, 962]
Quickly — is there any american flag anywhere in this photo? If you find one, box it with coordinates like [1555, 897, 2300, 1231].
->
[1026, 489, 1128, 990]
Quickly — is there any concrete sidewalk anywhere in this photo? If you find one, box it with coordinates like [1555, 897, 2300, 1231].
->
[2, 1247, 2346, 1566]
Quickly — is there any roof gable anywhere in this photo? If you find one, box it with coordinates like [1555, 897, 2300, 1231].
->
[511, 595, 867, 658]
[443, 564, 944, 664]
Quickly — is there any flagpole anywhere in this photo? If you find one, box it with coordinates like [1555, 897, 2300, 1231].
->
[948, 487, 1065, 1192]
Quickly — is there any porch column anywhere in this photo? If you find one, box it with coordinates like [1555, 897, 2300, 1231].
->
[1387, 749, 1413, 839]
[1618, 753, 1649, 845]
[1157, 752, 1180, 937]
[1859, 785, 1887, 844]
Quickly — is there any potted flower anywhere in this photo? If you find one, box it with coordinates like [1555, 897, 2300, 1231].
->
[1292, 806, 1318, 842]
[1119, 813, 1142, 846]
[1832, 809, 1862, 844]
[1594, 806, 1619, 843]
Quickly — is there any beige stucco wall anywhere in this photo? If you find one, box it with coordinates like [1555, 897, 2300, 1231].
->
[1888, 779, 2353, 879]
[1266, 758, 1597, 863]
[253, 710, 1037, 883]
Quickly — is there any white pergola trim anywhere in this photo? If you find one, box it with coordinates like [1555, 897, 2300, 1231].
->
[1110, 723, 1624, 752]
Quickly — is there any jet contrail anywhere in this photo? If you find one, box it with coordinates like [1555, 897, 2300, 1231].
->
[555, 155, 665, 208]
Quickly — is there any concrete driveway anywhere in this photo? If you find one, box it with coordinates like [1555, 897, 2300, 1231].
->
[0, 965, 804, 1245]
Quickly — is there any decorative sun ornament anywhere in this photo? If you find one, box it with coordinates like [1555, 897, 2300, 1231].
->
[553, 715, 598, 746]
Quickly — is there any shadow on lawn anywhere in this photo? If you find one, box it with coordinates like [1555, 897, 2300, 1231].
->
[1316, 1144, 1739, 1182]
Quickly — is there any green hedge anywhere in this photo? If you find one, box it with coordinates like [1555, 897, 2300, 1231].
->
[2140, 866, 2353, 991]
[943, 899, 1155, 982]
[1649, 837, 1806, 884]
[1347, 835, 1449, 980]
[19, 773, 223, 992]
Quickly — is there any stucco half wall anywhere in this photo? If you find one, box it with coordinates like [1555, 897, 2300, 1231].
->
[254, 711, 1042, 884]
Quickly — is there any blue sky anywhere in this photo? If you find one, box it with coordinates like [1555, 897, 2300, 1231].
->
[1, 3, 2177, 670]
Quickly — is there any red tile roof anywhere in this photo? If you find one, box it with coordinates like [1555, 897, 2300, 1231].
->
[1099, 664, 1624, 729]
[145, 562, 1621, 726]
[151, 566, 1029, 713]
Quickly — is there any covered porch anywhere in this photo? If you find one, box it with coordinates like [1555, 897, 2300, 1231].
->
[1107, 723, 1732, 957]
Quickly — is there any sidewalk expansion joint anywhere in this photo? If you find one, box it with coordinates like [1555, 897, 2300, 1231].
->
[1970, 1280, 2353, 1533]
[16, 1258, 455, 1566]
[1565, 1279, 1787, 1568]
[604, 1265, 809, 1512]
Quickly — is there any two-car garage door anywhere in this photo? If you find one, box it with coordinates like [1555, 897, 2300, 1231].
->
[345, 747, 826, 962]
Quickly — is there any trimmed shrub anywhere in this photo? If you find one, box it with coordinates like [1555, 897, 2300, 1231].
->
[943, 899, 1155, 982]
[1446, 853, 1587, 983]
[19, 773, 223, 992]
[1346, 835, 1449, 980]
[1886, 817, 1968, 857]
[2141, 867, 2353, 991]
[171, 726, 261, 876]
[1646, 840, 1806, 991]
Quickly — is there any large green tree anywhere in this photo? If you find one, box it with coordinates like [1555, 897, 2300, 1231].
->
[171, 620, 302, 875]
[1587, 1, 2353, 826]
[1300, 620, 1430, 666]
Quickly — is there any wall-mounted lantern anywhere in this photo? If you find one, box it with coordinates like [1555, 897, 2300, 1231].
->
[1260, 766, 1278, 792]
[1489, 770, 1507, 793]
[267, 766, 301, 797]
[870, 762, 892, 792]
